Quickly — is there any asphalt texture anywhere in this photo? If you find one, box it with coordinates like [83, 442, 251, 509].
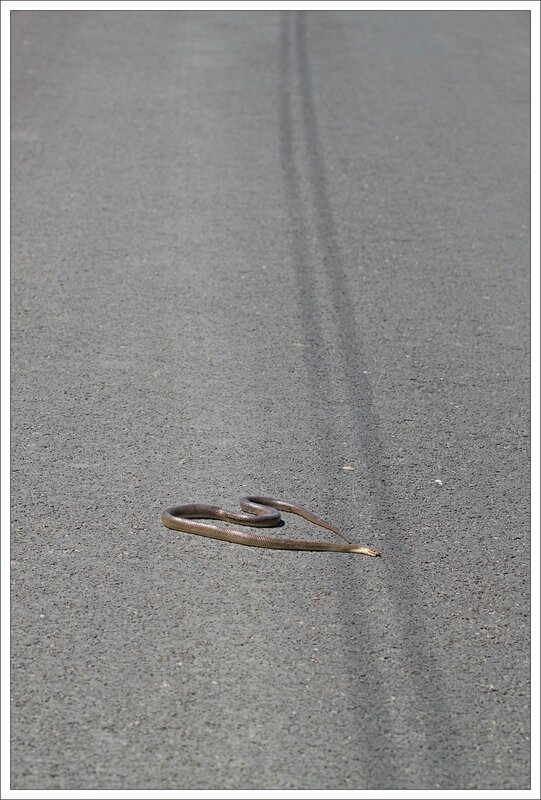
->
[10, 10, 531, 791]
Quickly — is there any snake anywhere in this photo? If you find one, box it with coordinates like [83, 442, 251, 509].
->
[161, 495, 380, 556]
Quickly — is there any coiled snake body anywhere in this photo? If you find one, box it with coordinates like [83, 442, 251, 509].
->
[161, 495, 380, 556]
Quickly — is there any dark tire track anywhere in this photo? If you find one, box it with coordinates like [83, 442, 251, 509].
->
[279, 11, 467, 787]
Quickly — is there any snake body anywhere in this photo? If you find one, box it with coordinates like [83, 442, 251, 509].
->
[161, 495, 380, 556]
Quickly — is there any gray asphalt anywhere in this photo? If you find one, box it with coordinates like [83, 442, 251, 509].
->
[10, 10, 531, 791]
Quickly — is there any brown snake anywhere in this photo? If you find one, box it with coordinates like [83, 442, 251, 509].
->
[161, 495, 380, 556]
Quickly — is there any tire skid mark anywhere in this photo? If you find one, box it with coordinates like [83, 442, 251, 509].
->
[279, 10, 463, 787]
[279, 11, 400, 786]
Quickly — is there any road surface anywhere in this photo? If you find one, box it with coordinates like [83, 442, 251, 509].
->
[10, 10, 530, 790]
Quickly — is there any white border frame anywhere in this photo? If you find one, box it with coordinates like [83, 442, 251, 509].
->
[1, 2, 539, 798]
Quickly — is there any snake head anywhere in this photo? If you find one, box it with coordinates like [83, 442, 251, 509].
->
[353, 546, 381, 557]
